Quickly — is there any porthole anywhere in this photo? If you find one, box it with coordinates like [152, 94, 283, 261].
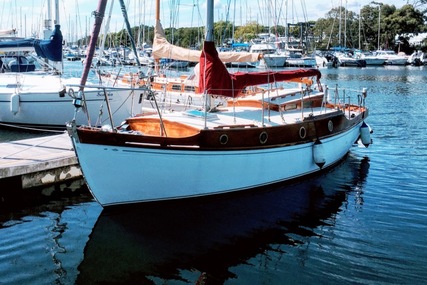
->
[259, 131, 268, 144]
[328, 120, 334, 132]
[299, 127, 306, 139]
[219, 134, 228, 145]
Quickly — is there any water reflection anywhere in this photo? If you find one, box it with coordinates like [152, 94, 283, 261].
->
[0, 179, 93, 226]
[0, 179, 98, 285]
[77, 154, 370, 284]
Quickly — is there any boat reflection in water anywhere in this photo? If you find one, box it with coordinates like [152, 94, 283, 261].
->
[76, 154, 370, 284]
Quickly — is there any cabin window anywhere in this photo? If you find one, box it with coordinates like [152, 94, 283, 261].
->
[172, 84, 181, 91]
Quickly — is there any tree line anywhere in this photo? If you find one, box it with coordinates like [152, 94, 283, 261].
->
[77, 3, 427, 54]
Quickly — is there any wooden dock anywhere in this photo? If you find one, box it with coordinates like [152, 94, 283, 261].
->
[0, 133, 82, 189]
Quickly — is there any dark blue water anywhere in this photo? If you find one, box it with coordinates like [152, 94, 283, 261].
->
[1, 65, 426, 284]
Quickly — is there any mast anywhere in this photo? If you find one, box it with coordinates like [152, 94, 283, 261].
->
[338, 0, 342, 48]
[43, 0, 52, 40]
[371, 2, 382, 50]
[79, 0, 108, 91]
[206, 0, 214, 42]
[154, 0, 160, 72]
[98, 0, 115, 65]
[47, 0, 63, 74]
[344, 0, 347, 49]
[358, 6, 360, 50]
[54, 0, 60, 27]
[118, 0, 141, 66]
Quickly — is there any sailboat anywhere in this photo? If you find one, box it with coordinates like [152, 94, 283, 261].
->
[102, 0, 262, 112]
[67, 0, 373, 207]
[0, 0, 142, 130]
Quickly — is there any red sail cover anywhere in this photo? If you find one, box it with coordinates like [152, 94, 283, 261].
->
[199, 41, 322, 98]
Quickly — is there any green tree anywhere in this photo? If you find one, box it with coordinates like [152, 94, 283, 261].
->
[359, 5, 381, 51]
[214, 21, 233, 45]
[383, 4, 426, 51]
[312, 6, 359, 50]
[234, 21, 264, 42]
[313, 3, 427, 52]
[78, 3, 427, 52]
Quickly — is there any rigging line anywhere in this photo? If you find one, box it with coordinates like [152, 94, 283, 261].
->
[221, 0, 232, 43]
[256, 0, 263, 28]
[300, 0, 308, 23]
[190, 0, 195, 29]
[189, 0, 201, 47]
[118, 0, 141, 66]
[74, 0, 84, 41]
[0, 122, 64, 134]
[276, 0, 284, 29]
[195, 1, 204, 31]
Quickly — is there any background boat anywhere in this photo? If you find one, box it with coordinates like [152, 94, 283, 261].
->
[0, 1, 144, 130]
[375, 50, 408, 65]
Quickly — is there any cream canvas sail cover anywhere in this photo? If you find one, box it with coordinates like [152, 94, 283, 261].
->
[0, 29, 17, 36]
[152, 20, 261, 63]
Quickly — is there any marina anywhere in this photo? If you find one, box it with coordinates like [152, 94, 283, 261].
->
[1, 60, 427, 285]
[1, 0, 427, 282]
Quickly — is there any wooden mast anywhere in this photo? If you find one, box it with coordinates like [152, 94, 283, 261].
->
[79, 0, 107, 91]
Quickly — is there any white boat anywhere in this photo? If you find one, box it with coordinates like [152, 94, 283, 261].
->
[313, 52, 333, 68]
[67, 0, 372, 207]
[77, 154, 369, 284]
[0, 70, 144, 130]
[356, 51, 386, 66]
[0, 2, 143, 130]
[283, 49, 317, 67]
[407, 50, 426, 66]
[375, 50, 408, 65]
[249, 43, 287, 67]
[128, 49, 154, 66]
[334, 52, 366, 67]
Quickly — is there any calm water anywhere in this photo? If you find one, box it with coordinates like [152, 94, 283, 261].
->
[1, 64, 427, 284]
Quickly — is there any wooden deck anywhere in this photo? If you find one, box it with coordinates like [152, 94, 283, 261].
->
[0, 133, 81, 189]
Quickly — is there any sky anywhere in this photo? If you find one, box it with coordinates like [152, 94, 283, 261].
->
[0, 0, 408, 42]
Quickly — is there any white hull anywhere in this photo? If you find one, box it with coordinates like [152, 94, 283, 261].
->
[263, 55, 287, 67]
[286, 58, 317, 67]
[72, 122, 363, 206]
[338, 57, 366, 67]
[385, 58, 408, 65]
[374, 50, 408, 65]
[250, 43, 286, 67]
[0, 73, 146, 129]
[364, 58, 386, 65]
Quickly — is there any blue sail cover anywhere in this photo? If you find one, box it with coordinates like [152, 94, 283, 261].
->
[33, 24, 63, 62]
[0, 24, 63, 62]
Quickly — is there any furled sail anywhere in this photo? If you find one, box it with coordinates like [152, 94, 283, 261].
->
[33, 24, 63, 62]
[0, 29, 17, 36]
[152, 20, 261, 63]
[0, 25, 63, 62]
[199, 41, 321, 98]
